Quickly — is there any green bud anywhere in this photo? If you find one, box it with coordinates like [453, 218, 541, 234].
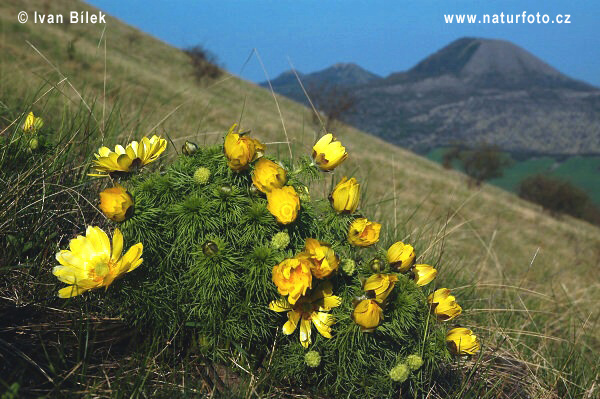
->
[182, 140, 198, 156]
[406, 354, 423, 371]
[341, 259, 356, 276]
[33, 118, 44, 131]
[304, 350, 321, 368]
[193, 167, 211, 184]
[271, 231, 290, 250]
[389, 363, 410, 383]
[298, 185, 311, 202]
[219, 184, 232, 195]
[28, 137, 39, 151]
[202, 241, 219, 256]
[369, 258, 383, 273]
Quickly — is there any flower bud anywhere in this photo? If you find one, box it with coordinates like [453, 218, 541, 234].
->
[202, 241, 219, 256]
[446, 327, 480, 355]
[341, 259, 356, 276]
[406, 354, 423, 371]
[252, 158, 286, 193]
[297, 185, 311, 202]
[428, 288, 462, 321]
[389, 363, 410, 382]
[99, 184, 134, 222]
[387, 241, 415, 272]
[369, 258, 383, 273]
[413, 264, 437, 286]
[352, 299, 383, 330]
[28, 137, 39, 151]
[312, 133, 347, 171]
[193, 167, 211, 184]
[182, 140, 198, 155]
[224, 123, 264, 172]
[330, 176, 360, 213]
[219, 184, 232, 195]
[304, 350, 321, 368]
[271, 231, 290, 250]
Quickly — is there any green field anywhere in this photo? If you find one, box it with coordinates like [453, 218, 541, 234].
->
[426, 148, 600, 205]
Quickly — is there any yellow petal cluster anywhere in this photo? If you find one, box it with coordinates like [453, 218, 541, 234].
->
[446, 327, 480, 355]
[413, 264, 437, 286]
[364, 273, 399, 303]
[266, 186, 300, 224]
[352, 299, 383, 331]
[303, 238, 339, 279]
[330, 177, 360, 213]
[22, 111, 44, 133]
[348, 218, 381, 247]
[428, 288, 462, 321]
[90, 135, 167, 177]
[312, 133, 347, 171]
[252, 158, 286, 193]
[99, 184, 134, 222]
[224, 124, 264, 171]
[269, 281, 341, 348]
[272, 256, 313, 305]
[52, 226, 143, 298]
[387, 241, 415, 272]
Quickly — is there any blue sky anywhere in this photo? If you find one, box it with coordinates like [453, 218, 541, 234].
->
[88, 0, 600, 86]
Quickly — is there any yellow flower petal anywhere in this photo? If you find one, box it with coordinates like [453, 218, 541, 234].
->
[299, 318, 312, 348]
[283, 310, 301, 335]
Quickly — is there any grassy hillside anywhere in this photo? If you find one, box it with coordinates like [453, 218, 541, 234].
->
[1, 0, 599, 397]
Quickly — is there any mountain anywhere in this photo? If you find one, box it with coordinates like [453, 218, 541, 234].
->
[261, 63, 380, 102]
[265, 38, 600, 155]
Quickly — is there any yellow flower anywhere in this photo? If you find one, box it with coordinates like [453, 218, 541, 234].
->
[348, 218, 381, 247]
[428, 288, 462, 321]
[364, 273, 399, 303]
[330, 176, 360, 213]
[312, 133, 347, 171]
[99, 184, 134, 222]
[90, 135, 167, 177]
[266, 186, 300, 224]
[387, 241, 415, 272]
[224, 123, 264, 171]
[272, 256, 313, 305]
[269, 281, 341, 348]
[446, 327, 480, 355]
[52, 226, 143, 298]
[352, 299, 383, 331]
[252, 158, 286, 193]
[413, 264, 437, 286]
[22, 111, 44, 133]
[303, 238, 339, 279]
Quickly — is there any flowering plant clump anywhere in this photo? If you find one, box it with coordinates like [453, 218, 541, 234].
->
[49, 122, 480, 398]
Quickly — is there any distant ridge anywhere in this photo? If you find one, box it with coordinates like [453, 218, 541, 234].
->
[260, 63, 380, 103]
[264, 38, 600, 155]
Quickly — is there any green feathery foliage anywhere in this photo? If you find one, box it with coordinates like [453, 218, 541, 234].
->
[89, 134, 455, 398]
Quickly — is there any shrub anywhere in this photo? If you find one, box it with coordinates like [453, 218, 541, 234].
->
[458, 143, 512, 186]
[184, 45, 223, 81]
[518, 174, 600, 224]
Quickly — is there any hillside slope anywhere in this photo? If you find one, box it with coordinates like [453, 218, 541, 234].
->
[1, 0, 599, 315]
